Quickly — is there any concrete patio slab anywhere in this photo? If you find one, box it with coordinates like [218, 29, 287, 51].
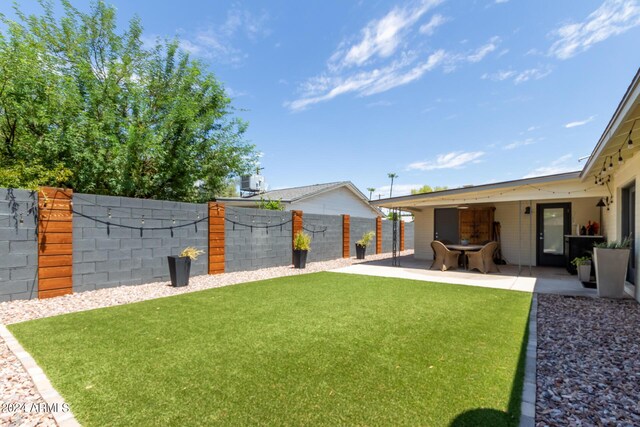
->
[330, 254, 598, 296]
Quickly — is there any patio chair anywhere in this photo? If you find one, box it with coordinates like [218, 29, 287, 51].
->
[430, 241, 461, 271]
[466, 241, 500, 274]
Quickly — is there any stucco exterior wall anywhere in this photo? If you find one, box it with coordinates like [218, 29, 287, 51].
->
[290, 187, 378, 218]
[603, 152, 640, 302]
[413, 198, 601, 266]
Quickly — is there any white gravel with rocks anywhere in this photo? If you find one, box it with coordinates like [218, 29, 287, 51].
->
[536, 294, 640, 427]
[0, 251, 409, 325]
[0, 251, 408, 427]
[1, 337, 56, 427]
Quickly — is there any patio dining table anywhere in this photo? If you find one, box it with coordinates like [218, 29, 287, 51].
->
[445, 244, 484, 270]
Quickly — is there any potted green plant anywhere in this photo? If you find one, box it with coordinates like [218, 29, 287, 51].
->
[571, 256, 592, 283]
[355, 231, 375, 259]
[167, 247, 204, 287]
[293, 231, 311, 269]
[593, 237, 631, 298]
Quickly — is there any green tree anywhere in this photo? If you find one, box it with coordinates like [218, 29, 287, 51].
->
[411, 185, 448, 194]
[0, 0, 257, 202]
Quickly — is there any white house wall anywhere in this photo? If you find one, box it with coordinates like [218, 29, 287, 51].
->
[603, 151, 640, 302]
[495, 198, 600, 267]
[291, 187, 378, 218]
[413, 198, 601, 266]
[413, 208, 434, 260]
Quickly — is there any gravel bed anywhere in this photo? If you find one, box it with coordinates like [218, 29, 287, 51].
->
[0, 251, 408, 426]
[0, 251, 409, 326]
[536, 294, 640, 426]
[1, 337, 56, 427]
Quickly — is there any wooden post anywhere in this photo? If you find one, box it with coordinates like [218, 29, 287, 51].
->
[400, 221, 405, 251]
[291, 210, 303, 264]
[342, 214, 350, 258]
[376, 216, 382, 254]
[38, 187, 73, 299]
[208, 202, 225, 275]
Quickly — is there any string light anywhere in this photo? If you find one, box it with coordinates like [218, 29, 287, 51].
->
[618, 149, 624, 165]
[19, 213, 24, 224]
[628, 119, 636, 148]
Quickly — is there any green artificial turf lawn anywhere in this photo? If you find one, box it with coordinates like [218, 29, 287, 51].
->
[9, 272, 531, 426]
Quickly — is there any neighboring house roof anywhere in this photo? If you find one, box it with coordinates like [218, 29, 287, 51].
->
[216, 181, 383, 216]
[244, 181, 351, 202]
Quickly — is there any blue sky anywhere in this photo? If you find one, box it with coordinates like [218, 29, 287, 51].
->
[4, 1, 640, 198]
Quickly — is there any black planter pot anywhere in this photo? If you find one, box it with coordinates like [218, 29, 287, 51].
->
[293, 249, 308, 269]
[355, 244, 367, 260]
[167, 256, 191, 287]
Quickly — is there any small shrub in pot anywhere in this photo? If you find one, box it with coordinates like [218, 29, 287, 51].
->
[167, 247, 204, 287]
[355, 231, 375, 260]
[293, 231, 311, 269]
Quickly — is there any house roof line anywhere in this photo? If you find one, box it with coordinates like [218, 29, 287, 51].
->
[580, 67, 640, 179]
[370, 171, 582, 206]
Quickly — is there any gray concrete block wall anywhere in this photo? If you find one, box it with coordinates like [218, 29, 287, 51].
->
[0, 188, 38, 301]
[404, 222, 415, 250]
[73, 193, 208, 292]
[350, 217, 377, 257]
[224, 207, 292, 272]
[382, 220, 400, 253]
[304, 213, 342, 263]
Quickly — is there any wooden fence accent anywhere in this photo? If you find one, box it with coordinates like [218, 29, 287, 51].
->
[400, 221, 405, 251]
[208, 202, 225, 275]
[38, 187, 73, 299]
[376, 216, 382, 254]
[342, 215, 350, 258]
[291, 210, 303, 248]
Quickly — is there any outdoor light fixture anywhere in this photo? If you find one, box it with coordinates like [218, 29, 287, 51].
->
[524, 206, 531, 214]
[608, 157, 614, 170]
[618, 149, 624, 165]
[596, 198, 606, 207]
[628, 119, 636, 148]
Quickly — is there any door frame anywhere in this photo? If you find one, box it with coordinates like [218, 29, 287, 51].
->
[622, 182, 636, 284]
[536, 202, 571, 267]
[433, 208, 459, 243]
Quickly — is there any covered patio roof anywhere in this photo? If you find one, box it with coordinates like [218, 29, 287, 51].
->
[371, 171, 608, 211]
[581, 68, 640, 183]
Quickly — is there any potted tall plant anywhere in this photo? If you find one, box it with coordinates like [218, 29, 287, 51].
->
[167, 247, 204, 287]
[355, 231, 375, 260]
[571, 256, 592, 283]
[293, 231, 311, 269]
[593, 237, 631, 298]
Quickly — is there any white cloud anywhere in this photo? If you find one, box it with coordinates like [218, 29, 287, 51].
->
[495, 0, 510, 3]
[467, 36, 500, 62]
[286, 50, 447, 111]
[503, 138, 536, 150]
[179, 7, 269, 64]
[286, 3, 501, 111]
[419, 14, 449, 35]
[564, 115, 595, 128]
[549, 0, 640, 60]
[513, 67, 553, 83]
[482, 66, 552, 83]
[407, 151, 485, 171]
[366, 100, 394, 108]
[523, 154, 577, 178]
[330, 0, 443, 70]
[375, 184, 423, 198]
